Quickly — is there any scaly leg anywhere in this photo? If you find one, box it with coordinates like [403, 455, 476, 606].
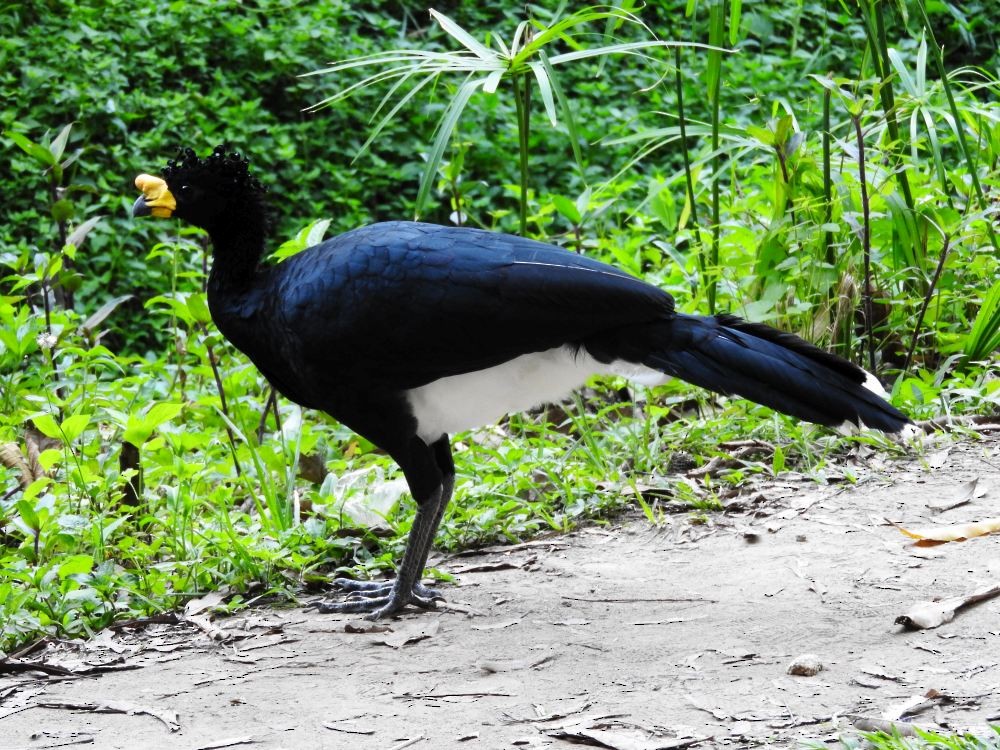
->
[330, 473, 455, 602]
[313, 436, 455, 619]
[314, 480, 451, 618]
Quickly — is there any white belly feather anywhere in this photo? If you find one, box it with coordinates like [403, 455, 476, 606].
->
[405, 346, 667, 443]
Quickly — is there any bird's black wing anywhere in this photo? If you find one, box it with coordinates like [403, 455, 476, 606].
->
[273, 222, 673, 390]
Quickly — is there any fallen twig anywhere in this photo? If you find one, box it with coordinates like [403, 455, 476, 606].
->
[561, 596, 717, 604]
[386, 736, 424, 750]
[37, 699, 180, 732]
[895, 582, 1000, 629]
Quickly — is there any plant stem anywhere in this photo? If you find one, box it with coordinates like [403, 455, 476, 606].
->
[513, 71, 532, 236]
[852, 114, 877, 374]
[709, 69, 722, 316]
[204, 337, 243, 477]
[674, 46, 704, 283]
[903, 233, 951, 376]
[822, 82, 834, 268]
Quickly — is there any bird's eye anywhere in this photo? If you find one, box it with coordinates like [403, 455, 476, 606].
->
[179, 184, 191, 194]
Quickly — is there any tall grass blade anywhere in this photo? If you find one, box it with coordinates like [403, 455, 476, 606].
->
[414, 76, 482, 219]
[428, 8, 496, 61]
[964, 279, 1000, 361]
[539, 50, 585, 173]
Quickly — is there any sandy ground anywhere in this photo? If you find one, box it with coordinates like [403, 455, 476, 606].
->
[2, 434, 999, 750]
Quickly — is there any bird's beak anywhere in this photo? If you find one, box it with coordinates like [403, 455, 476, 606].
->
[132, 174, 176, 218]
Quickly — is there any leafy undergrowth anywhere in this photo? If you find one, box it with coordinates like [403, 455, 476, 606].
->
[1, 311, 997, 656]
[815, 725, 1000, 749]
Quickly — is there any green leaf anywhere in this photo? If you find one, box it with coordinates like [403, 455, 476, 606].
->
[551, 194, 581, 224]
[186, 292, 212, 325]
[49, 123, 73, 162]
[964, 279, 1000, 361]
[706, 1, 726, 106]
[65, 215, 102, 250]
[538, 50, 585, 173]
[5, 130, 56, 166]
[16, 499, 40, 531]
[51, 199, 74, 223]
[36, 449, 62, 471]
[887, 48, 917, 97]
[146, 294, 195, 325]
[124, 402, 184, 446]
[528, 61, 558, 127]
[58, 554, 94, 579]
[60, 414, 91, 442]
[729, 0, 742, 46]
[32, 414, 62, 440]
[746, 125, 774, 146]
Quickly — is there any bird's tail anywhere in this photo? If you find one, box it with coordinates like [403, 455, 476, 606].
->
[643, 313, 911, 433]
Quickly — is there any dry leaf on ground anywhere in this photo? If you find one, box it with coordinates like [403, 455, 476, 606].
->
[928, 478, 987, 513]
[894, 517, 1000, 544]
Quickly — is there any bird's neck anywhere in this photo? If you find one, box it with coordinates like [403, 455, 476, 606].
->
[205, 217, 268, 291]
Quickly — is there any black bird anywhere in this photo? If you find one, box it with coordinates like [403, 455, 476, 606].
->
[133, 146, 912, 619]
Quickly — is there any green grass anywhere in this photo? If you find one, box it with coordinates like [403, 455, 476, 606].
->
[811, 725, 1000, 749]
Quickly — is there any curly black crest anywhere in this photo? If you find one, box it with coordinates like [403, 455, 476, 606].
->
[163, 145, 266, 196]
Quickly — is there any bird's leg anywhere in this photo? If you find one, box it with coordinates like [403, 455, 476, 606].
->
[332, 473, 454, 601]
[314, 435, 455, 619]
[314, 483, 448, 618]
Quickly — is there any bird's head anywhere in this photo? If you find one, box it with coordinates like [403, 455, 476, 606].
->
[132, 145, 267, 235]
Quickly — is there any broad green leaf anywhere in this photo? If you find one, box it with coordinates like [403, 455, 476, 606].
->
[60, 414, 91, 442]
[32, 413, 62, 440]
[186, 292, 212, 325]
[58, 554, 94, 579]
[5, 130, 56, 166]
[16, 499, 40, 530]
[51, 199, 74, 223]
[746, 125, 774, 146]
[37, 449, 62, 471]
[146, 294, 195, 325]
[551, 194, 581, 224]
[124, 402, 184, 446]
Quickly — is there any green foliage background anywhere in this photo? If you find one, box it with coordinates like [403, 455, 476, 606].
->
[0, 0, 998, 653]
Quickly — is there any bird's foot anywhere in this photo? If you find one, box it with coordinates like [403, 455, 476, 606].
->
[311, 579, 443, 619]
[333, 577, 443, 601]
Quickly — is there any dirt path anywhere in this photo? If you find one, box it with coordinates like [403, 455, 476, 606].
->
[2, 435, 999, 750]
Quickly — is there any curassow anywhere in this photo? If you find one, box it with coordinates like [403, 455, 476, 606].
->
[132, 146, 912, 619]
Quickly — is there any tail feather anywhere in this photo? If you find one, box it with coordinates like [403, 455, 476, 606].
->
[643, 313, 911, 433]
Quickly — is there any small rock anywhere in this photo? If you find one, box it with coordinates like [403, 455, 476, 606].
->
[787, 654, 823, 676]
